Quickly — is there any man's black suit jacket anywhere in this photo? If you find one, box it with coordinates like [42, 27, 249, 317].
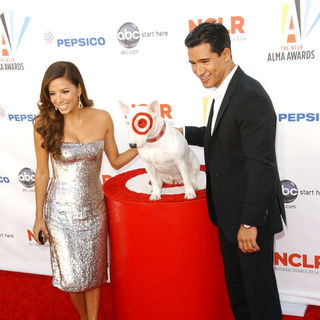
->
[185, 67, 286, 244]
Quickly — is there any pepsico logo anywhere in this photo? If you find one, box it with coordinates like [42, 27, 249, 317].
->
[0, 107, 5, 117]
[43, 31, 54, 43]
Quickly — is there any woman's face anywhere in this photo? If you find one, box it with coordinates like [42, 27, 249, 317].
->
[48, 77, 81, 115]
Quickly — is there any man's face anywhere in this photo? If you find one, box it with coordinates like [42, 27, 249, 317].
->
[187, 42, 230, 89]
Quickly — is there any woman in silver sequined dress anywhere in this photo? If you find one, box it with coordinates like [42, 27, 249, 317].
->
[32, 61, 138, 320]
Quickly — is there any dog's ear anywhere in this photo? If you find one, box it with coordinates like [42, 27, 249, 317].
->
[118, 101, 129, 115]
[148, 100, 159, 115]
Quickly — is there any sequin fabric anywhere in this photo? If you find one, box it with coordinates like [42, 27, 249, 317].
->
[44, 140, 107, 292]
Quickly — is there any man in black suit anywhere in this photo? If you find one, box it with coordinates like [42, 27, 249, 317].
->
[183, 22, 286, 319]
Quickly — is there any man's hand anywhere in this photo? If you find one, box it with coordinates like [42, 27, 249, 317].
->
[237, 225, 260, 253]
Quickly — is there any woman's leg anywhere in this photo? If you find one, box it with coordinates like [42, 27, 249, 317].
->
[69, 292, 88, 320]
[85, 287, 101, 320]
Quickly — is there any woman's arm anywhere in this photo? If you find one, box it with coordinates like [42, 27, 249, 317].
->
[104, 112, 138, 170]
[32, 127, 50, 244]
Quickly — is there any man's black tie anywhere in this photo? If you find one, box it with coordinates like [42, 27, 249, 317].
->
[206, 98, 215, 138]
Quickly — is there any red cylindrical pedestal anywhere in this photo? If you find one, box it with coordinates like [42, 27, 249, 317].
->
[103, 168, 233, 320]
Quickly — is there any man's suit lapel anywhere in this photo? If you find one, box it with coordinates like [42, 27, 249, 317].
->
[212, 67, 245, 136]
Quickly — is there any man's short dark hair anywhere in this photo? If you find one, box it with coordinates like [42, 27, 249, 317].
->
[185, 22, 231, 56]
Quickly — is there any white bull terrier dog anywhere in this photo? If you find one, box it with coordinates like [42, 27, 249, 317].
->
[119, 100, 200, 201]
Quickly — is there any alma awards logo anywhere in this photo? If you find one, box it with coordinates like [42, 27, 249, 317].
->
[267, 0, 319, 62]
[0, 10, 30, 70]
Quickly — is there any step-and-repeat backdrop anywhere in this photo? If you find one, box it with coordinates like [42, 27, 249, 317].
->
[0, 0, 319, 306]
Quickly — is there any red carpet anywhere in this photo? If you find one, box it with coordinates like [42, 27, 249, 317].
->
[0, 271, 112, 320]
[0, 270, 319, 320]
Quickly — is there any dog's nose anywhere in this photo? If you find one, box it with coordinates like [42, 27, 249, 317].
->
[129, 143, 137, 149]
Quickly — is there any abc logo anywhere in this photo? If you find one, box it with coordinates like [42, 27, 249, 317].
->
[281, 180, 298, 203]
[18, 167, 35, 188]
[117, 22, 140, 48]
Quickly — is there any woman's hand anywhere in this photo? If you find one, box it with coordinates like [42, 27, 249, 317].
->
[33, 216, 49, 245]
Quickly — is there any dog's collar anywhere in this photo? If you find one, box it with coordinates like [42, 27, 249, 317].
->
[147, 122, 166, 143]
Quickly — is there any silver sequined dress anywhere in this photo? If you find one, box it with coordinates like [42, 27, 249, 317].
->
[44, 140, 107, 292]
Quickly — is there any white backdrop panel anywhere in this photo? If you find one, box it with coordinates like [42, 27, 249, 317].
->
[0, 0, 319, 306]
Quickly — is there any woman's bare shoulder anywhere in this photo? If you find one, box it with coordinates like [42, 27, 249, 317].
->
[85, 107, 111, 120]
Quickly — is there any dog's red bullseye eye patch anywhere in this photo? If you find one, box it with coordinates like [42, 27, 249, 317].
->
[138, 119, 147, 128]
[132, 112, 153, 135]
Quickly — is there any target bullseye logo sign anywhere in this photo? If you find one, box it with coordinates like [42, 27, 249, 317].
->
[132, 112, 153, 135]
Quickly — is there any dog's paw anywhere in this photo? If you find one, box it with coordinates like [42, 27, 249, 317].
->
[149, 193, 161, 201]
[184, 191, 196, 200]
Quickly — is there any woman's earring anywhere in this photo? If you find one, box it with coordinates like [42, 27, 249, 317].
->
[79, 96, 83, 109]
[54, 106, 57, 111]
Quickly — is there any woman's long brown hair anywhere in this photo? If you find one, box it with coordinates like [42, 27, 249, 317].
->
[34, 61, 93, 159]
